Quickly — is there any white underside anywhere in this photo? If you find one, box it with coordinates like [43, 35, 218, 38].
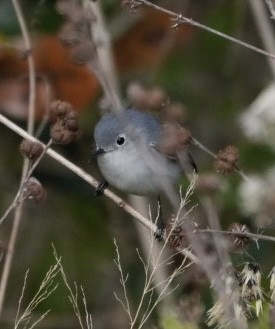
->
[97, 146, 182, 195]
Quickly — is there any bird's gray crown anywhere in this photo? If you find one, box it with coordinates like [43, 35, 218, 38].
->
[94, 108, 162, 149]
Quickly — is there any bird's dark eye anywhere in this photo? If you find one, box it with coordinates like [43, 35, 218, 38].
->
[116, 136, 125, 146]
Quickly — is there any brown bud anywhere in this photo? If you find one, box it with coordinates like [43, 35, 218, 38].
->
[50, 122, 76, 145]
[146, 87, 167, 109]
[66, 117, 79, 131]
[166, 219, 187, 249]
[158, 123, 192, 157]
[50, 100, 73, 121]
[195, 174, 224, 194]
[214, 145, 239, 174]
[228, 222, 250, 251]
[127, 82, 148, 107]
[162, 102, 186, 123]
[20, 139, 43, 161]
[23, 177, 47, 203]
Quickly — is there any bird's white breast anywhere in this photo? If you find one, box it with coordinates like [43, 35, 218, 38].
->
[97, 145, 182, 195]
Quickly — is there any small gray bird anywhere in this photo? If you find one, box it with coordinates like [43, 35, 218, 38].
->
[93, 108, 196, 197]
[93, 108, 196, 238]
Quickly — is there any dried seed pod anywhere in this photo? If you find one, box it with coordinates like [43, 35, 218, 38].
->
[214, 145, 239, 174]
[146, 87, 167, 109]
[50, 100, 73, 121]
[20, 139, 43, 161]
[23, 177, 47, 203]
[158, 123, 192, 157]
[195, 174, 224, 194]
[162, 102, 186, 123]
[127, 82, 149, 108]
[228, 222, 250, 251]
[166, 218, 187, 249]
[50, 121, 76, 145]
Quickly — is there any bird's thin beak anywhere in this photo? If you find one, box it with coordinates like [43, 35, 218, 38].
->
[91, 147, 106, 158]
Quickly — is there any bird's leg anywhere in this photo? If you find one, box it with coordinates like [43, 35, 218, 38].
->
[154, 196, 165, 241]
[95, 180, 109, 196]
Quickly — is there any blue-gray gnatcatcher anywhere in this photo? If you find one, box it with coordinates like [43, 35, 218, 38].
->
[93, 108, 196, 199]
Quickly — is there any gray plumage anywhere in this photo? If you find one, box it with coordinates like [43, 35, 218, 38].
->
[94, 108, 184, 195]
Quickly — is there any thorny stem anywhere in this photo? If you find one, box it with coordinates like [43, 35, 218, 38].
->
[134, 0, 275, 60]
[0, 0, 36, 318]
[199, 228, 275, 244]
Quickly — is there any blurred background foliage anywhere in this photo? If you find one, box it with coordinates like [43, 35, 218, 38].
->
[0, 0, 275, 328]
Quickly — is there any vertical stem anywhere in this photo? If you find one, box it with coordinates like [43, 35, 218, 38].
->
[0, 0, 36, 317]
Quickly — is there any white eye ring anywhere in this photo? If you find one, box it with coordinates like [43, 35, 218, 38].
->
[116, 134, 126, 146]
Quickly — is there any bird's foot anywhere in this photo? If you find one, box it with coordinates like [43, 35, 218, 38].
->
[95, 181, 109, 196]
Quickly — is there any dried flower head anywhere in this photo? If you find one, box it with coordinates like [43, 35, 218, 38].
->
[57, 0, 98, 66]
[240, 263, 263, 316]
[146, 87, 167, 109]
[50, 121, 78, 145]
[161, 102, 186, 123]
[195, 174, 225, 194]
[20, 139, 43, 161]
[50, 100, 73, 121]
[127, 82, 167, 110]
[166, 218, 187, 249]
[228, 223, 250, 251]
[50, 100, 80, 144]
[207, 298, 247, 329]
[158, 123, 192, 158]
[23, 177, 47, 203]
[214, 145, 239, 174]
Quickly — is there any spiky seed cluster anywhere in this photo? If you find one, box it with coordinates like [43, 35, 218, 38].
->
[166, 219, 187, 249]
[207, 272, 247, 329]
[50, 100, 80, 145]
[20, 139, 43, 161]
[228, 223, 250, 251]
[23, 177, 47, 203]
[214, 145, 239, 174]
[57, 1, 97, 65]
[240, 263, 263, 316]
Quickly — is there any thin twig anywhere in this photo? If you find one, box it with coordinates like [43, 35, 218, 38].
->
[249, 0, 275, 76]
[0, 0, 37, 318]
[265, 0, 275, 19]
[198, 228, 275, 243]
[191, 137, 250, 181]
[134, 0, 275, 60]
